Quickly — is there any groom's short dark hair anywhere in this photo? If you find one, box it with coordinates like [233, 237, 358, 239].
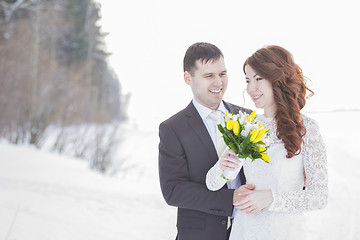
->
[183, 42, 224, 76]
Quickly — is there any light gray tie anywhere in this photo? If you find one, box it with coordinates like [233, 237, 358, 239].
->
[209, 110, 227, 158]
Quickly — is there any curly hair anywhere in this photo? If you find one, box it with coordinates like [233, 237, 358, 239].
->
[243, 46, 314, 158]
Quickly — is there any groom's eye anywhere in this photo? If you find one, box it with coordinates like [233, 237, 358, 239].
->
[220, 72, 227, 77]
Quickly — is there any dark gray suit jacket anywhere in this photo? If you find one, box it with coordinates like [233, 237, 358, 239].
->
[159, 101, 251, 240]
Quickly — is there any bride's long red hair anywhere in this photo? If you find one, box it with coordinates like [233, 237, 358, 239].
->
[243, 46, 313, 158]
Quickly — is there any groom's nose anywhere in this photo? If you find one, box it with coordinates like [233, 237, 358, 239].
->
[213, 75, 222, 86]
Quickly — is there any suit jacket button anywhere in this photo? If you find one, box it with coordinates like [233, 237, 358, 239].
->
[221, 220, 227, 225]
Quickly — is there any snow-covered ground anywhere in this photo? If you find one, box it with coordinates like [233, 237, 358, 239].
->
[0, 111, 359, 240]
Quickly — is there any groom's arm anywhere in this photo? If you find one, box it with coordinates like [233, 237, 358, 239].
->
[158, 121, 235, 217]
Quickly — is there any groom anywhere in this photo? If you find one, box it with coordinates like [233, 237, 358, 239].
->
[158, 42, 252, 240]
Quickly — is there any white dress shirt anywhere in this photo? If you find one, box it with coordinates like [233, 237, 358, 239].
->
[192, 99, 227, 149]
[192, 99, 241, 192]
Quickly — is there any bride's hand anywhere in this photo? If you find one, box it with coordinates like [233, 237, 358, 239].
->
[234, 189, 274, 214]
[219, 149, 242, 171]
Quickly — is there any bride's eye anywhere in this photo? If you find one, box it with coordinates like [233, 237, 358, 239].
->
[256, 77, 263, 81]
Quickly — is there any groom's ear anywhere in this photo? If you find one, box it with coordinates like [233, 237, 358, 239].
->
[184, 71, 191, 85]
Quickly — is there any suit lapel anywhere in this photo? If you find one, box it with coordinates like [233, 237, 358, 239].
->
[183, 101, 251, 163]
[185, 103, 218, 160]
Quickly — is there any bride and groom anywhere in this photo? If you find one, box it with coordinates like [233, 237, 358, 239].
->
[158, 42, 328, 240]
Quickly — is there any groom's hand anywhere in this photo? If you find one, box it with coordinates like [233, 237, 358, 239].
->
[235, 189, 274, 214]
[233, 184, 255, 205]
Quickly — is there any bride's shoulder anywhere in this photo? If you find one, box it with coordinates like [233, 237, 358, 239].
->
[302, 114, 318, 126]
[302, 114, 322, 136]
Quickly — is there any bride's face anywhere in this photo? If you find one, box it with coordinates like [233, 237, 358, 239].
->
[245, 65, 276, 117]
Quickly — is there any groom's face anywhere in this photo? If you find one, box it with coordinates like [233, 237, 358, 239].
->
[184, 58, 228, 110]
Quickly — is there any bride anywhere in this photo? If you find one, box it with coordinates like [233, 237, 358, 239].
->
[206, 45, 328, 240]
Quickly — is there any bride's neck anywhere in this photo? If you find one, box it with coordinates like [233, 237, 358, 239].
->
[264, 109, 275, 118]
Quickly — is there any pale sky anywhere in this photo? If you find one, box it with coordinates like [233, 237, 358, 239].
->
[96, 0, 360, 128]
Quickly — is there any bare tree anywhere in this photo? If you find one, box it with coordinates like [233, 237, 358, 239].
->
[0, 0, 126, 172]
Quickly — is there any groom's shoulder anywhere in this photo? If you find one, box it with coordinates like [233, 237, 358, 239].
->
[160, 102, 194, 126]
[224, 101, 252, 114]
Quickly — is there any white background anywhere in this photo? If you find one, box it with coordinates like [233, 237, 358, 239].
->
[97, 0, 360, 130]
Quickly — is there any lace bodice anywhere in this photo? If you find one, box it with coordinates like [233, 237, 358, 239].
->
[206, 114, 328, 239]
[263, 115, 328, 212]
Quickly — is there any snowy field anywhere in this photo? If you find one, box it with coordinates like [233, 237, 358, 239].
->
[0, 111, 359, 240]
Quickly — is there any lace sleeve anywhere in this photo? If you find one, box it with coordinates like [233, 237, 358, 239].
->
[269, 117, 328, 212]
[206, 160, 227, 191]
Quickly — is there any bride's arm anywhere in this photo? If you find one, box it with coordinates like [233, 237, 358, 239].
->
[206, 149, 242, 191]
[206, 159, 227, 191]
[269, 118, 328, 213]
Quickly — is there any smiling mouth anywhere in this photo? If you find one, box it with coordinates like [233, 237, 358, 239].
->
[210, 89, 222, 93]
[253, 94, 263, 100]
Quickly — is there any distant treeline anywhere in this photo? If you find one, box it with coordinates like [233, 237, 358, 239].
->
[0, 0, 125, 143]
[0, 0, 127, 172]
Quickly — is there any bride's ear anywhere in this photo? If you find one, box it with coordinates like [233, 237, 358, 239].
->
[184, 71, 191, 85]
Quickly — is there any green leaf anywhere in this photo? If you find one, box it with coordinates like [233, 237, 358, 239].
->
[218, 125, 225, 134]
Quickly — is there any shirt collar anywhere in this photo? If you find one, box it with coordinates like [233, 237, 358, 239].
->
[192, 99, 227, 120]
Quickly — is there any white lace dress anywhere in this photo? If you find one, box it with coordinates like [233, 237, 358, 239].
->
[206, 115, 328, 240]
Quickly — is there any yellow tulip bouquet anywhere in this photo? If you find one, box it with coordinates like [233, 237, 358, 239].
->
[217, 110, 270, 163]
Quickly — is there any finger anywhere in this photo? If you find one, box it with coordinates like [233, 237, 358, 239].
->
[228, 156, 242, 166]
[237, 191, 252, 196]
[237, 189, 253, 196]
[247, 206, 261, 214]
[246, 208, 257, 214]
[238, 203, 252, 211]
[242, 184, 256, 190]
[222, 155, 241, 165]
[235, 203, 249, 210]
[224, 161, 240, 169]
[221, 158, 241, 170]
[220, 161, 239, 171]
[234, 196, 251, 206]
[234, 199, 249, 207]
[238, 203, 254, 212]
[226, 149, 236, 156]
[221, 149, 234, 158]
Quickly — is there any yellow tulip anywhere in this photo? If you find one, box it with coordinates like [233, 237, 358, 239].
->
[250, 129, 258, 142]
[259, 123, 263, 128]
[233, 121, 240, 136]
[251, 111, 256, 121]
[258, 146, 266, 152]
[227, 119, 234, 130]
[260, 153, 270, 162]
[253, 128, 267, 143]
[246, 116, 251, 122]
